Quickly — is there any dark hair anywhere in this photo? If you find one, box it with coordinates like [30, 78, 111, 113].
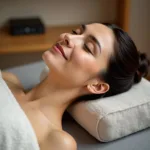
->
[76, 23, 150, 102]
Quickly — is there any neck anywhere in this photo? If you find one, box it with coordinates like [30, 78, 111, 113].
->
[25, 75, 81, 129]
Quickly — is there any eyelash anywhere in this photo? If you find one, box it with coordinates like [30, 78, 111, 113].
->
[83, 44, 92, 54]
[72, 30, 78, 34]
[71, 30, 92, 54]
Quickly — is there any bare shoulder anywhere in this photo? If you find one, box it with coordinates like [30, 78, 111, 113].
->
[1, 71, 24, 89]
[41, 130, 77, 150]
[49, 130, 77, 150]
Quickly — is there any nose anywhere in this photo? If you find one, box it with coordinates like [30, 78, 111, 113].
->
[59, 33, 84, 48]
[64, 33, 75, 48]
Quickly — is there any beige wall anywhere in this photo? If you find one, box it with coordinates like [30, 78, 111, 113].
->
[0, 0, 117, 27]
[0, 0, 149, 69]
[129, 0, 150, 58]
[0, 0, 118, 69]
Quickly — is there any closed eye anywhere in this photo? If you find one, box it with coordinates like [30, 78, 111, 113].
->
[72, 30, 78, 35]
[83, 44, 92, 54]
[72, 30, 93, 54]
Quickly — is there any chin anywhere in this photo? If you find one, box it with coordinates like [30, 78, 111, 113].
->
[42, 50, 62, 74]
[42, 50, 53, 68]
[42, 51, 49, 62]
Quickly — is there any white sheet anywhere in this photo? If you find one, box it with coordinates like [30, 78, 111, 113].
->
[0, 70, 39, 150]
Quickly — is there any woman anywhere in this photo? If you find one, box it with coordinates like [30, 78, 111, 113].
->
[1, 23, 149, 150]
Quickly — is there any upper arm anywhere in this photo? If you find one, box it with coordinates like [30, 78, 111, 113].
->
[40, 130, 77, 150]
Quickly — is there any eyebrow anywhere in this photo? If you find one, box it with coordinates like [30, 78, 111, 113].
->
[81, 24, 101, 53]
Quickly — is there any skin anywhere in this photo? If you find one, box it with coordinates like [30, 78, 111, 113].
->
[1, 23, 115, 150]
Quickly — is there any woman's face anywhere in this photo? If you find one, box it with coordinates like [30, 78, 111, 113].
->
[42, 23, 115, 89]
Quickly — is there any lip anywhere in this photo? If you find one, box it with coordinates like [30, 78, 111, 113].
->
[53, 43, 68, 60]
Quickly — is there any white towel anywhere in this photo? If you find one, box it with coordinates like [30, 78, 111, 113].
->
[0, 70, 40, 150]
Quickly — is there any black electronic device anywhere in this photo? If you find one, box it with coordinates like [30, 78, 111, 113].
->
[9, 17, 45, 35]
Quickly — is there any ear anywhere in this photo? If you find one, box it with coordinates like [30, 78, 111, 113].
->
[86, 82, 110, 95]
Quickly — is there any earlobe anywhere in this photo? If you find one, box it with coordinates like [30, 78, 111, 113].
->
[87, 83, 109, 94]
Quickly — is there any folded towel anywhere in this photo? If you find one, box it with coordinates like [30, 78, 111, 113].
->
[0, 70, 39, 150]
[68, 78, 150, 142]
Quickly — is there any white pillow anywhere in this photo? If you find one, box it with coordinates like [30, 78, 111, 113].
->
[40, 66, 150, 142]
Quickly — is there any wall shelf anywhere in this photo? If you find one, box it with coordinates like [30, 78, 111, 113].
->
[0, 25, 78, 54]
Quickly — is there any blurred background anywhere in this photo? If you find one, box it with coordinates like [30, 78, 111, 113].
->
[0, 0, 149, 70]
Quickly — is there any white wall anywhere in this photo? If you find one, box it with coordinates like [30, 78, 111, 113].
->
[0, 0, 117, 27]
[129, 0, 150, 58]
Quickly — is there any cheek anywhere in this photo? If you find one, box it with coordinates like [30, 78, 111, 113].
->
[71, 51, 100, 76]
